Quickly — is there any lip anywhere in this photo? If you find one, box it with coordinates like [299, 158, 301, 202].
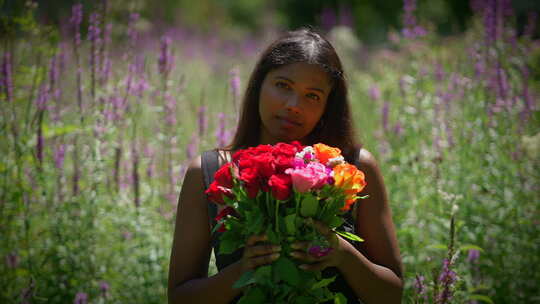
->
[276, 116, 302, 127]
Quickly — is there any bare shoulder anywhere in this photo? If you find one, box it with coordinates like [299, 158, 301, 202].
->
[357, 148, 382, 177]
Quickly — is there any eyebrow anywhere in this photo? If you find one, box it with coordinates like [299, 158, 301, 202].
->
[274, 76, 326, 94]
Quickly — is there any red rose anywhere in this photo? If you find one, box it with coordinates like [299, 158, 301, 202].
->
[214, 163, 234, 188]
[268, 174, 292, 201]
[205, 181, 234, 204]
[289, 141, 304, 151]
[273, 154, 294, 174]
[273, 142, 298, 158]
[252, 153, 275, 178]
[240, 167, 260, 198]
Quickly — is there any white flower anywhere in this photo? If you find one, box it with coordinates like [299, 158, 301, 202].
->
[326, 156, 344, 168]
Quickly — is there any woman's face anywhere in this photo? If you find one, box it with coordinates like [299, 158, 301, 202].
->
[258, 62, 332, 145]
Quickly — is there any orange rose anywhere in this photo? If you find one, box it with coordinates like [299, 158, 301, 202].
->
[333, 163, 367, 211]
[313, 143, 342, 165]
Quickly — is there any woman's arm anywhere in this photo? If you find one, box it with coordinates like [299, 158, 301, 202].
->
[167, 155, 282, 304]
[291, 148, 403, 303]
[339, 148, 403, 303]
[167, 155, 244, 304]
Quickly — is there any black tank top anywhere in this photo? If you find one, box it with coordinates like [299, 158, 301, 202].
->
[202, 149, 362, 303]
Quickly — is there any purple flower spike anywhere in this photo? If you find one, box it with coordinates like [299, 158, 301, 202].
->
[467, 249, 480, 263]
[73, 292, 88, 304]
[99, 281, 110, 298]
[308, 245, 333, 258]
[369, 85, 381, 101]
[5, 252, 19, 268]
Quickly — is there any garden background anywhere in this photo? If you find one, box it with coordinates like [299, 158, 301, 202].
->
[1, 0, 539, 303]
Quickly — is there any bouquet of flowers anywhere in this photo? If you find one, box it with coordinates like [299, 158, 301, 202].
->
[205, 142, 367, 304]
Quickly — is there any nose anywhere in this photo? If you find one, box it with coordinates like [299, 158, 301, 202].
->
[285, 93, 301, 114]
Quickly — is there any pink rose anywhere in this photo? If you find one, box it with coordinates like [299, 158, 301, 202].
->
[285, 162, 330, 193]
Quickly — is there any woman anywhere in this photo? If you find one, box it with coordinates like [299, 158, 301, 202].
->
[168, 27, 403, 303]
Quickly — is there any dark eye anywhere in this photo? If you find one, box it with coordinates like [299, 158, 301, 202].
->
[276, 81, 290, 90]
[306, 93, 320, 101]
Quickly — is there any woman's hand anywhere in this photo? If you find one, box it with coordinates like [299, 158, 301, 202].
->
[239, 235, 282, 273]
[290, 221, 354, 272]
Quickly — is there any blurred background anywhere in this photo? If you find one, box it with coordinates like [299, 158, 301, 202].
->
[3, 0, 540, 43]
[1, 0, 539, 303]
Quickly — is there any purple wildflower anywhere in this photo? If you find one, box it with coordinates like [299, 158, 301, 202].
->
[216, 112, 228, 148]
[127, 13, 139, 47]
[198, 105, 208, 137]
[37, 123, 44, 165]
[122, 230, 132, 241]
[2, 52, 13, 102]
[467, 249, 480, 263]
[435, 64, 445, 82]
[132, 145, 140, 208]
[229, 67, 241, 109]
[89, 12, 101, 100]
[36, 84, 49, 111]
[165, 94, 177, 125]
[5, 252, 19, 268]
[73, 292, 88, 304]
[414, 274, 426, 294]
[70, 4, 83, 47]
[483, 0, 497, 45]
[368, 85, 381, 101]
[496, 64, 509, 100]
[402, 0, 427, 39]
[319, 7, 338, 30]
[20, 279, 35, 304]
[99, 281, 110, 298]
[48, 54, 59, 99]
[158, 35, 174, 76]
[393, 121, 403, 137]
[437, 258, 457, 304]
[381, 101, 389, 132]
[338, 4, 354, 28]
[54, 143, 66, 170]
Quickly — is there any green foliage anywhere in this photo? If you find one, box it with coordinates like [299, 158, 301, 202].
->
[1, 2, 539, 303]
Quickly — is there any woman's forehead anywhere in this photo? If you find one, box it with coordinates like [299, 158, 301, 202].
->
[267, 62, 332, 90]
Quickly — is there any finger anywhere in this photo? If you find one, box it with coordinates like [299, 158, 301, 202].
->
[290, 241, 310, 250]
[289, 250, 318, 263]
[299, 260, 331, 272]
[246, 234, 268, 246]
[312, 220, 332, 236]
[247, 253, 280, 269]
[245, 243, 281, 258]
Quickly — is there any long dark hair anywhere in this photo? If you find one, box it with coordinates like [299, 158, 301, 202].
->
[225, 27, 361, 163]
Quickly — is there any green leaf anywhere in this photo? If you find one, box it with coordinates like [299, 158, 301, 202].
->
[468, 294, 494, 304]
[427, 243, 447, 250]
[300, 194, 318, 217]
[334, 292, 347, 304]
[237, 286, 266, 304]
[285, 214, 297, 235]
[219, 238, 241, 255]
[294, 296, 313, 304]
[43, 124, 80, 138]
[459, 244, 484, 252]
[232, 270, 255, 289]
[274, 256, 300, 285]
[311, 275, 336, 290]
[266, 227, 279, 244]
[254, 265, 272, 282]
[328, 216, 344, 228]
[335, 230, 364, 242]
